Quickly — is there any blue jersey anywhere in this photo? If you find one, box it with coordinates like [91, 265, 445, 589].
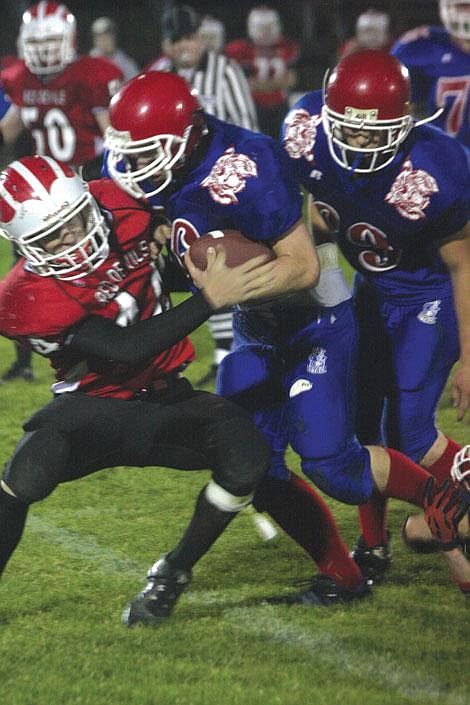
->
[104, 115, 303, 254]
[0, 85, 12, 120]
[282, 90, 470, 302]
[392, 26, 470, 146]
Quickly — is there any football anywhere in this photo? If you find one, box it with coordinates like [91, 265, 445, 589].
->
[188, 229, 274, 270]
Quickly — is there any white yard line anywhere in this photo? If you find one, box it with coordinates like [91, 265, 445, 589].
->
[27, 515, 466, 705]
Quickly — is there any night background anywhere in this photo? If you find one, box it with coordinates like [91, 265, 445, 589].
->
[1, 0, 441, 90]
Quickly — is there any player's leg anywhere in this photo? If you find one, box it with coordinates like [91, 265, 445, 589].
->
[196, 310, 233, 387]
[122, 380, 271, 626]
[0, 425, 72, 577]
[351, 277, 393, 566]
[352, 295, 461, 570]
[217, 325, 369, 605]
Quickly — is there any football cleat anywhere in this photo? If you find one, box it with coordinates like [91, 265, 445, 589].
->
[351, 533, 391, 582]
[122, 555, 192, 627]
[265, 574, 371, 607]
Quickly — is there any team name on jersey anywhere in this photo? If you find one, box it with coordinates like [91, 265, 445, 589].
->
[23, 89, 67, 106]
[95, 239, 150, 303]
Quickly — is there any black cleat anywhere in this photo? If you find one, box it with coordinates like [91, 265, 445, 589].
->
[123, 556, 192, 627]
[195, 364, 218, 388]
[1, 364, 35, 382]
[265, 574, 370, 607]
[351, 533, 391, 583]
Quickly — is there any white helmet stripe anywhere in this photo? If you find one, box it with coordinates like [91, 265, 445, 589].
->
[37, 1, 47, 21]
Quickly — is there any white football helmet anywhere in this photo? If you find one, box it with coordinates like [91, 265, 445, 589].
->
[355, 9, 391, 49]
[247, 6, 281, 47]
[0, 156, 109, 280]
[440, 0, 470, 40]
[19, 1, 77, 75]
[451, 445, 470, 494]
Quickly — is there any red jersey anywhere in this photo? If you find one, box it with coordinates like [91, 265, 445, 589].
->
[224, 38, 299, 108]
[1, 56, 123, 164]
[0, 180, 194, 399]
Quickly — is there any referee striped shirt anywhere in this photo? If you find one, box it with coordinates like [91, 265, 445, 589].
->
[147, 50, 259, 131]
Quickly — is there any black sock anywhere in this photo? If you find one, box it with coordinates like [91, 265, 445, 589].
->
[166, 486, 237, 572]
[0, 488, 29, 577]
[15, 343, 32, 368]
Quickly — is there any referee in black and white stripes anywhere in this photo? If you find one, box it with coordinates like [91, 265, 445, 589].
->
[147, 5, 259, 386]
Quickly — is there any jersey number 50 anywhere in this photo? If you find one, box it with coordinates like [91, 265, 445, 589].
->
[21, 107, 76, 163]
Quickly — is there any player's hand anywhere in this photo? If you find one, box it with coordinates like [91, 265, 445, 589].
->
[185, 246, 275, 309]
[451, 363, 470, 421]
[150, 223, 171, 261]
[423, 477, 469, 551]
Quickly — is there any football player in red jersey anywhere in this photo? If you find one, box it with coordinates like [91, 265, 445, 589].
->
[0, 2, 123, 169]
[0, 1, 124, 383]
[225, 5, 299, 138]
[0, 154, 275, 626]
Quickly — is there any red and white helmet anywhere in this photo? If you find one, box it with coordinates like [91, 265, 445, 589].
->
[323, 50, 415, 173]
[105, 71, 205, 200]
[440, 0, 470, 40]
[19, 1, 76, 75]
[451, 445, 470, 497]
[247, 6, 281, 47]
[0, 156, 109, 280]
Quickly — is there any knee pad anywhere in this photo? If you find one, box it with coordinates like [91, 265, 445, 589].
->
[301, 440, 373, 505]
[217, 346, 282, 409]
[212, 414, 271, 496]
[3, 428, 71, 504]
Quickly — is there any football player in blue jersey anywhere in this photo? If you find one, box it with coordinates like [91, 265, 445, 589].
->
[282, 49, 470, 588]
[392, 0, 470, 147]
[104, 70, 470, 602]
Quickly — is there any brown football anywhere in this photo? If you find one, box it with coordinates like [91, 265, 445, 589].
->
[188, 229, 274, 270]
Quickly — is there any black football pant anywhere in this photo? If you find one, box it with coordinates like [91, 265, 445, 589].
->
[3, 378, 270, 504]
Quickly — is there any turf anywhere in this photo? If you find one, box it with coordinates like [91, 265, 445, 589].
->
[0, 241, 469, 705]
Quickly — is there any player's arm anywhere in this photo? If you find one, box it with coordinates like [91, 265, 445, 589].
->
[439, 221, 470, 420]
[65, 247, 270, 364]
[0, 106, 25, 147]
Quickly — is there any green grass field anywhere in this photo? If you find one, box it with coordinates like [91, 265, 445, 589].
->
[0, 240, 468, 705]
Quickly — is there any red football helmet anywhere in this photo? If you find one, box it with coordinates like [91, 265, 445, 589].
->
[323, 50, 414, 173]
[0, 156, 109, 280]
[19, 2, 77, 75]
[440, 0, 470, 40]
[105, 71, 205, 199]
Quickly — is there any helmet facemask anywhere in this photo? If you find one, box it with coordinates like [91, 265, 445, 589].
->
[12, 192, 109, 280]
[105, 122, 201, 200]
[322, 103, 414, 174]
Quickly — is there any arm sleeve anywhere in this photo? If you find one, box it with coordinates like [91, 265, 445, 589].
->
[65, 291, 213, 365]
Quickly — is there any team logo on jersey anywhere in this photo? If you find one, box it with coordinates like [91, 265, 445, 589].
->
[307, 347, 327, 374]
[289, 378, 313, 398]
[201, 147, 258, 205]
[385, 159, 438, 221]
[283, 109, 319, 162]
[418, 300, 441, 325]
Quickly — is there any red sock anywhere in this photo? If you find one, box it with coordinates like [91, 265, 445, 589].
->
[384, 448, 430, 507]
[254, 473, 362, 590]
[358, 492, 388, 547]
[425, 437, 461, 483]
